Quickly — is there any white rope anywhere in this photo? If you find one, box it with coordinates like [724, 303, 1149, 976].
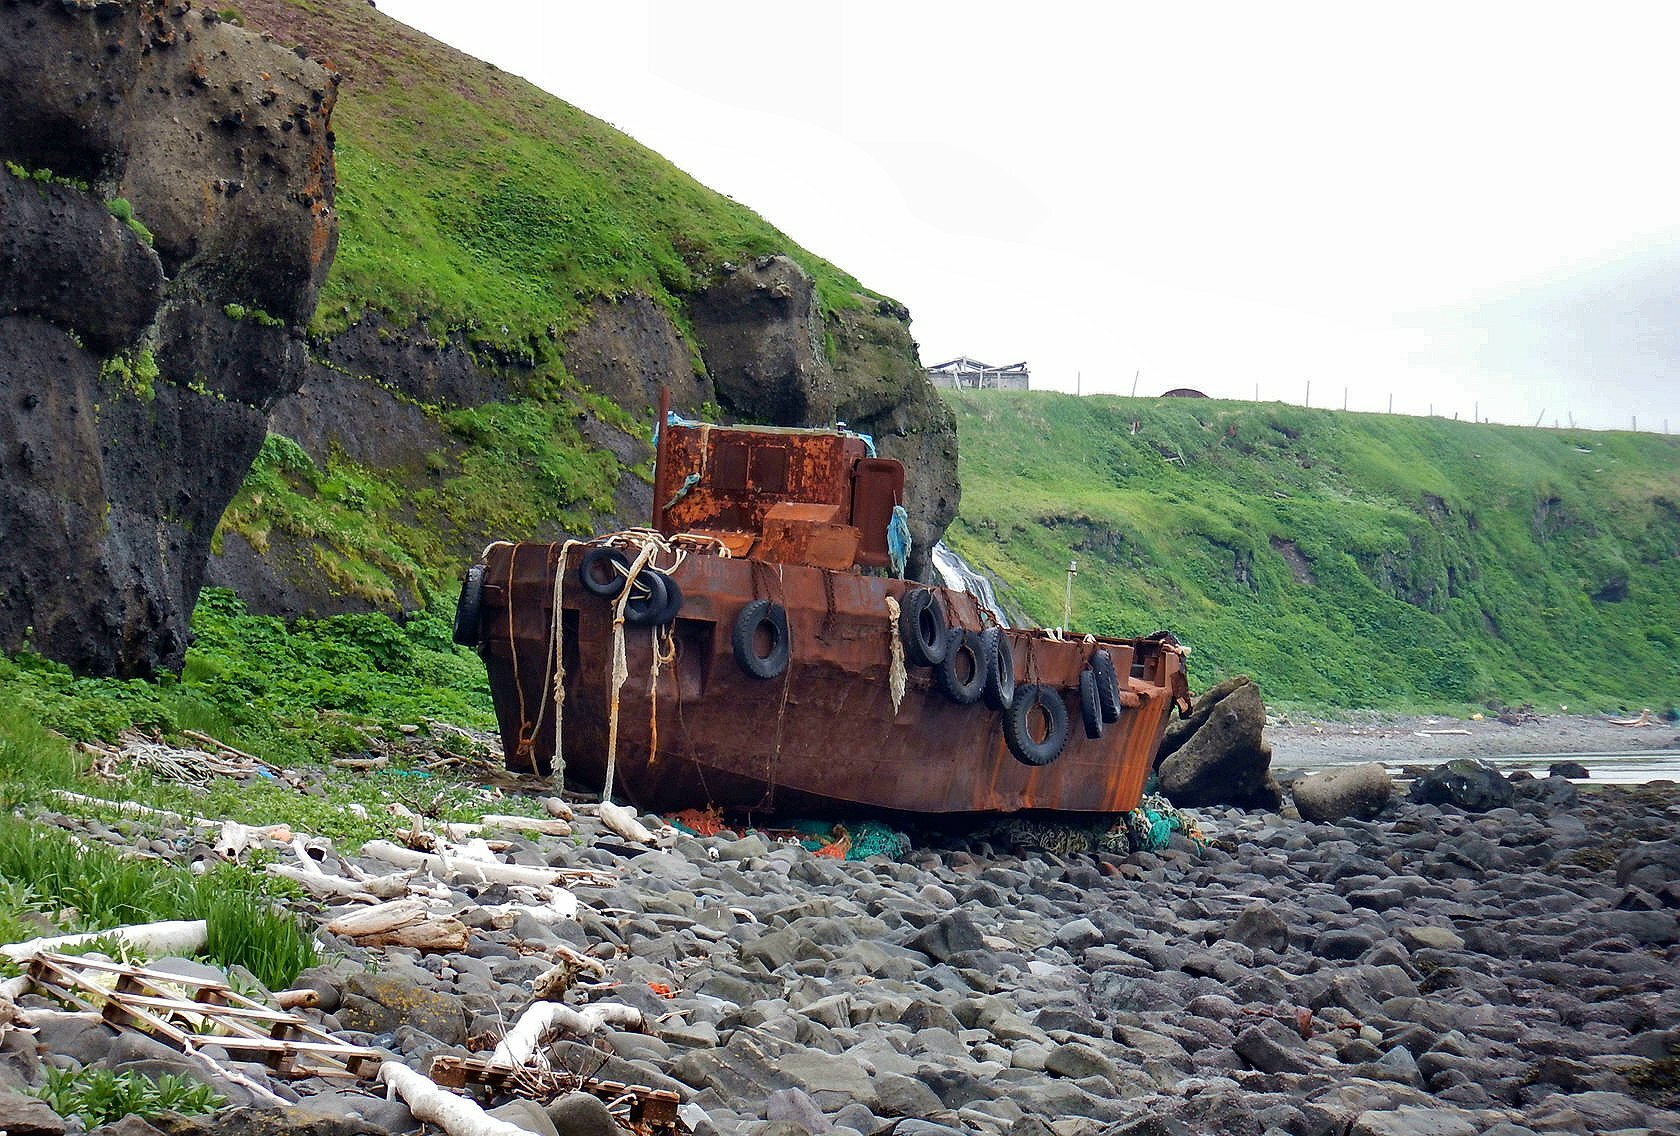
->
[546, 528, 734, 802]
[884, 595, 906, 713]
[546, 539, 588, 793]
[602, 541, 658, 804]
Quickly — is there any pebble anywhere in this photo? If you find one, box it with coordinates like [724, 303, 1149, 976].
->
[19, 780, 1674, 1136]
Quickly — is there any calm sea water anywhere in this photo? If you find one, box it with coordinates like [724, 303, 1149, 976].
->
[1386, 751, 1680, 786]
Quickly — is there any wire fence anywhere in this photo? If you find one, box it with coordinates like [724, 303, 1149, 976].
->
[1069, 376, 1673, 435]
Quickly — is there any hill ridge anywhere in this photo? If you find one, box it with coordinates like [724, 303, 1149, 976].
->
[945, 390, 1680, 711]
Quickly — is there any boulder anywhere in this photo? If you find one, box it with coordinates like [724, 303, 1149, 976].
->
[1617, 840, 1680, 890]
[1408, 760, 1514, 812]
[1292, 763, 1394, 823]
[687, 254, 957, 581]
[0, 0, 338, 676]
[0, 1088, 66, 1136]
[1155, 676, 1282, 810]
[1548, 760, 1590, 779]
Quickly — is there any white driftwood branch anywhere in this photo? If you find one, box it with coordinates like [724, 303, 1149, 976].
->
[49, 791, 209, 828]
[360, 841, 577, 888]
[185, 1041, 290, 1107]
[266, 862, 379, 904]
[326, 899, 468, 951]
[445, 815, 573, 839]
[481, 889, 579, 929]
[216, 820, 294, 860]
[488, 1000, 648, 1066]
[598, 802, 653, 844]
[529, 944, 609, 1001]
[380, 1062, 533, 1136]
[0, 919, 207, 963]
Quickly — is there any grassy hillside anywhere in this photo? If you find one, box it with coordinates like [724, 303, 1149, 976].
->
[946, 391, 1680, 712]
[206, 0, 900, 611]
[242, 0, 880, 355]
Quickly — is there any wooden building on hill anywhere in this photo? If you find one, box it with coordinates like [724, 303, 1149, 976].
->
[925, 357, 1030, 391]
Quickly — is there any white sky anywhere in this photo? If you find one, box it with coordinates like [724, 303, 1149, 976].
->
[377, 1, 1680, 432]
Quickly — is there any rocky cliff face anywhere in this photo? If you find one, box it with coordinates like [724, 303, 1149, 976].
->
[0, 0, 337, 676]
[5, 0, 957, 668]
[689, 255, 957, 579]
[234, 255, 958, 610]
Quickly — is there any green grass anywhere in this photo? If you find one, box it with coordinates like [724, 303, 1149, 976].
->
[946, 391, 1680, 713]
[0, 817, 316, 988]
[0, 588, 493, 769]
[241, 0, 881, 360]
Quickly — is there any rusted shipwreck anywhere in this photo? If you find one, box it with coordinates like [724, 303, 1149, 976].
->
[453, 409, 1191, 818]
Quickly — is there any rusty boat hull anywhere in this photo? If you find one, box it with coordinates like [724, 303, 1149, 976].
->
[472, 538, 1189, 818]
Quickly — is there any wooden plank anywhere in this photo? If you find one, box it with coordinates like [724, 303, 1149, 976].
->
[25, 953, 382, 1081]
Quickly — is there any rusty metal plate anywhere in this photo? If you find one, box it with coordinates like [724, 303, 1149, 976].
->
[476, 541, 1184, 818]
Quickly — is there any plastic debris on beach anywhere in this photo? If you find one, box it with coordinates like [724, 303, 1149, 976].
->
[665, 811, 912, 861]
[989, 794, 1207, 855]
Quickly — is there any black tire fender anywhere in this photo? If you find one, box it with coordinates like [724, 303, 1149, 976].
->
[578, 546, 631, 599]
[451, 564, 486, 647]
[1003, 683, 1069, 767]
[1078, 667, 1104, 740]
[935, 629, 991, 705]
[982, 627, 1016, 712]
[732, 598, 790, 679]
[648, 571, 683, 627]
[898, 588, 949, 667]
[622, 570, 669, 627]
[1090, 648, 1122, 723]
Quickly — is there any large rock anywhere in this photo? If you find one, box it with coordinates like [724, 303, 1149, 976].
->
[688, 254, 957, 581]
[0, 0, 337, 676]
[1292, 762, 1394, 823]
[1408, 759, 1514, 812]
[1155, 676, 1282, 809]
[235, 255, 960, 611]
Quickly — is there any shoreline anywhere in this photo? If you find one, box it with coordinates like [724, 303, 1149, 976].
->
[1266, 710, 1680, 774]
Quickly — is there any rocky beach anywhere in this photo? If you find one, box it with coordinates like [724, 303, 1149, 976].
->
[4, 746, 1677, 1136]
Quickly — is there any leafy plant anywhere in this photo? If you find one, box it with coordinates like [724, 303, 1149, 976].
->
[35, 1066, 224, 1128]
[99, 347, 161, 402]
[221, 302, 284, 327]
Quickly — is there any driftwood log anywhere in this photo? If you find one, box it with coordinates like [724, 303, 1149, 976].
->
[379, 1061, 532, 1136]
[0, 919, 207, 963]
[488, 1000, 648, 1066]
[360, 840, 583, 891]
[325, 900, 468, 952]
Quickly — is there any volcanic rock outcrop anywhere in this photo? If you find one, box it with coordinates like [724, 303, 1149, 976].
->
[689, 255, 958, 580]
[0, 0, 337, 675]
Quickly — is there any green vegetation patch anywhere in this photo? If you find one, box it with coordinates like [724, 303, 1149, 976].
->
[0, 815, 316, 988]
[1, 588, 492, 770]
[946, 391, 1680, 712]
[35, 1067, 224, 1129]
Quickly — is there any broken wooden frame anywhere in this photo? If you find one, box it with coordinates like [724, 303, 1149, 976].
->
[23, 952, 382, 1080]
[429, 1054, 684, 1136]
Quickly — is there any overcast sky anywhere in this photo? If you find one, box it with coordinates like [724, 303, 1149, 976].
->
[378, 1, 1680, 432]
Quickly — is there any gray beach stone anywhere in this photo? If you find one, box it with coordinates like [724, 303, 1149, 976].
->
[1347, 1106, 1478, 1136]
[0, 1088, 66, 1136]
[1293, 763, 1394, 823]
[1223, 902, 1290, 952]
[546, 1092, 621, 1136]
